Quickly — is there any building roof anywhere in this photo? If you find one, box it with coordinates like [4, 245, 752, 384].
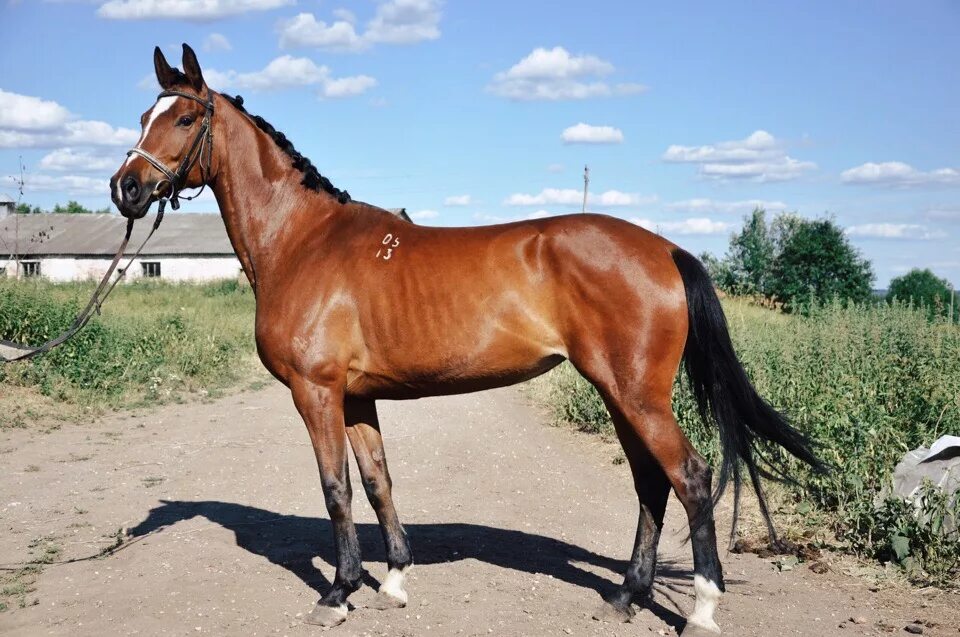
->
[0, 213, 235, 257]
[0, 193, 15, 204]
[0, 207, 412, 258]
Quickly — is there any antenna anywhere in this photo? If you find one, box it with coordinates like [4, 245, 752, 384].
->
[581, 165, 589, 213]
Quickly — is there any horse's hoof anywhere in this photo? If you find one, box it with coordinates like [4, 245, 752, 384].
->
[592, 601, 634, 623]
[680, 621, 722, 636]
[367, 590, 407, 610]
[304, 602, 348, 627]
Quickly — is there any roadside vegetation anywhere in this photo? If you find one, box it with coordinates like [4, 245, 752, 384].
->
[0, 279, 258, 428]
[540, 299, 960, 585]
[541, 208, 960, 586]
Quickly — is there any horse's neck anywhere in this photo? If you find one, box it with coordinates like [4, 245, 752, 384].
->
[210, 104, 337, 286]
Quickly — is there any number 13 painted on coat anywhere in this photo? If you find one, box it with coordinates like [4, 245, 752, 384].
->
[376, 233, 400, 260]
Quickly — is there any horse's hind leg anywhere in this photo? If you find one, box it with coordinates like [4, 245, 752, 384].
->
[612, 399, 723, 634]
[572, 345, 724, 634]
[344, 398, 413, 609]
[592, 420, 670, 622]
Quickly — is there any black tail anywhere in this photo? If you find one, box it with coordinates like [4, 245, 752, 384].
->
[670, 248, 826, 544]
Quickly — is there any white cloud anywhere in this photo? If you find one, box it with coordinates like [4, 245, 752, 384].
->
[504, 188, 654, 208]
[631, 217, 731, 236]
[39, 148, 119, 172]
[0, 89, 72, 130]
[98, 0, 292, 21]
[278, 14, 366, 51]
[526, 210, 552, 219]
[561, 123, 623, 144]
[505, 188, 582, 206]
[366, 0, 442, 44]
[546, 163, 564, 173]
[321, 75, 377, 98]
[846, 223, 947, 240]
[279, 0, 441, 51]
[12, 173, 110, 196]
[332, 8, 356, 24]
[663, 130, 815, 182]
[665, 198, 789, 214]
[503, 46, 613, 79]
[488, 47, 646, 101]
[205, 56, 377, 98]
[410, 209, 439, 220]
[0, 89, 138, 149]
[203, 33, 233, 52]
[841, 161, 960, 188]
[443, 194, 471, 206]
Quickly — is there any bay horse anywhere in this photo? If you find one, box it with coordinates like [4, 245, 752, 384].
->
[111, 45, 822, 636]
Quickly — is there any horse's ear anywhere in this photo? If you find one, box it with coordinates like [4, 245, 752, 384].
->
[181, 43, 205, 91]
[154, 46, 177, 89]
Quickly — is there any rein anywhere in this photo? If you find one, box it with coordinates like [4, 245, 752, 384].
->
[0, 89, 214, 364]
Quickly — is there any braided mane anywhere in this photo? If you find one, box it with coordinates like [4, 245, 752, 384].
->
[221, 93, 351, 204]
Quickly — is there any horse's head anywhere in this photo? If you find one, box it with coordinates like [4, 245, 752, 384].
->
[111, 44, 215, 218]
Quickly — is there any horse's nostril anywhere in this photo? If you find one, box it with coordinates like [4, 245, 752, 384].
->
[122, 176, 141, 201]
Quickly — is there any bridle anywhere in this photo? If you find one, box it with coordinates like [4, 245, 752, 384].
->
[126, 88, 215, 213]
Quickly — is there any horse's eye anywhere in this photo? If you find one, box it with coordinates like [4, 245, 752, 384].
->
[177, 116, 194, 127]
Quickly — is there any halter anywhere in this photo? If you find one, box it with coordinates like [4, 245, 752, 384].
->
[126, 88, 214, 212]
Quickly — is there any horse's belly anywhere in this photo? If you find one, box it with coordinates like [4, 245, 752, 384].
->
[346, 351, 566, 400]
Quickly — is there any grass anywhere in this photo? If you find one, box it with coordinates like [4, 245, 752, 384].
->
[0, 278, 259, 427]
[537, 298, 960, 586]
[0, 536, 62, 611]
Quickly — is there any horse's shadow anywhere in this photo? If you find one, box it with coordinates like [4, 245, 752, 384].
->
[128, 500, 691, 629]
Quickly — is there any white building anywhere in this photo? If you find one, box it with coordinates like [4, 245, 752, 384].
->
[0, 209, 241, 282]
[0, 203, 411, 282]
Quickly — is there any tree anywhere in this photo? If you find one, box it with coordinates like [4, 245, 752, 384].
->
[15, 203, 42, 214]
[49, 200, 112, 214]
[887, 268, 958, 321]
[718, 207, 775, 295]
[769, 218, 874, 309]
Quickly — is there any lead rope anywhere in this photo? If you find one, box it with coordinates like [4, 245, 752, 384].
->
[0, 205, 167, 363]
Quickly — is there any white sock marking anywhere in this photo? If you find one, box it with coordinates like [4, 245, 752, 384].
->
[379, 566, 409, 603]
[688, 574, 722, 633]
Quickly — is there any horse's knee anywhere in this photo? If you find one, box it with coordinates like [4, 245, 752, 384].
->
[361, 473, 391, 509]
[321, 476, 352, 518]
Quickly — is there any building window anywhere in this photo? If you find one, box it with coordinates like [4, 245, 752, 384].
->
[141, 262, 161, 278]
[20, 261, 40, 278]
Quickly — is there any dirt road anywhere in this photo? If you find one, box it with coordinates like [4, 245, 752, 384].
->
[1, 383, 956, 636]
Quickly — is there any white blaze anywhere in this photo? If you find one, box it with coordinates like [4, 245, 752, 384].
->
[122, 95, 178, 169]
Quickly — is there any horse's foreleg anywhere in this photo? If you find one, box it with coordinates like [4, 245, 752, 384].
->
[290, 377, 362, 627]
[344, 397, 413, 609]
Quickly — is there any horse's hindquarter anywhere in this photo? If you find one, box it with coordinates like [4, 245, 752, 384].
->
[257, 212, 687, 398]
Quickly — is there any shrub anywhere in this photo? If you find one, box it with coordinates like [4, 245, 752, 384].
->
[0, 279, 256, 413]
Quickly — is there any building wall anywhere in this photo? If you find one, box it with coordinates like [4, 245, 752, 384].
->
[2, 256, 243, 283]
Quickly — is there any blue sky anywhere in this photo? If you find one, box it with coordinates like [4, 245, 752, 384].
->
[1, 0, 958, 287]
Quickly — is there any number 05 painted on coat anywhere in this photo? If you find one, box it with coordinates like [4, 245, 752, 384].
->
[376, 233, 400, 260]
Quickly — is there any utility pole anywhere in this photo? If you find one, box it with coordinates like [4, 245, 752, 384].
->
[581, 165, 589, 214]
